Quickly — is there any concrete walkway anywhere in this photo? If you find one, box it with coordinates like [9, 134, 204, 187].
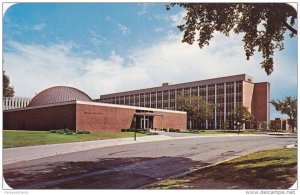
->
[3, 132, 270, 165]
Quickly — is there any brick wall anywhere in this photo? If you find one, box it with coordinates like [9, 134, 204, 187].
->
[153, 111, 187, 130]
[253, 82, 270, 122]
[76, 104, 135, 132]
[3, 104, 76, 130]
[4, 102, 187, 132]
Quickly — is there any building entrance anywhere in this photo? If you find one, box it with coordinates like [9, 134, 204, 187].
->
[134, 113, 154, 129]
[141, 117, 151, 129]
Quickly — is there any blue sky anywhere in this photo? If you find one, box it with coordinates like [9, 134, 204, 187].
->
[3, 3, 298, 119]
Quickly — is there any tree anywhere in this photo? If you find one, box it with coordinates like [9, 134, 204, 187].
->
[270, 96, 297, 132]
[176, 95, 214, 129]
[3, 71, 14, 98]
[269, 119, 281, 133]
[166, 3, 297, 75]
[223, 120, 229, 132]
[232, 105, 254, 135]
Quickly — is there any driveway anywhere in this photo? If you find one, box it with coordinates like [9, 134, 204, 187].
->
[3, 135, 296, 189]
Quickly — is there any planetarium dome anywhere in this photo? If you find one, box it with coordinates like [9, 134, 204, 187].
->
[28, 86, 92, 107]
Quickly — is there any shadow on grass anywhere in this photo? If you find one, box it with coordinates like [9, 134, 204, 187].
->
[4, 156, 210, 189]
[184, 153, 296, 189]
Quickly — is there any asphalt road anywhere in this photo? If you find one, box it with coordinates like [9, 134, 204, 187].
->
[4, 135, 296, 189]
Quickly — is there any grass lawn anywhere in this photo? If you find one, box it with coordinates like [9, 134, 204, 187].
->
[147, 148, 297, 189]
[3, 130, 146, 148]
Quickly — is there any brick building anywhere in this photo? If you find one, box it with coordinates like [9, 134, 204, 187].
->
[98, 74, 270, 129]
[3, 86, 187, 132]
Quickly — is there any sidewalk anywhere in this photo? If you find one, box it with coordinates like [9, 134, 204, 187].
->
[3, 133, 269, 165]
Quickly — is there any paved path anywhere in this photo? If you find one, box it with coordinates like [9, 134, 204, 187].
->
[3, 132, 271, 165]
[3, 134, 296, 189]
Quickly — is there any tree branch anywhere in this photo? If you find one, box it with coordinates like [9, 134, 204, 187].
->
[283, 21, 297, 35]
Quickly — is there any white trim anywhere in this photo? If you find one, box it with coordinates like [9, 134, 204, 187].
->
[77, 101, 187, 114]
[4, 100, 187, 114]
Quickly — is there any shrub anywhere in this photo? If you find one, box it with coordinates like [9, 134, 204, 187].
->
[49, 128, 75, 135]
[169, 128, 181, 132]
[76, 130, 91, 134]
[120, 128, 147, 133]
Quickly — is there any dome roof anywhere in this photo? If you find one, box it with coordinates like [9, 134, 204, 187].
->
[28, 86, 92, 107]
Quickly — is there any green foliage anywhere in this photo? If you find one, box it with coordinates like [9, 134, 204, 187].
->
[270, 96, 297, 132]
[223, 120, 229, 131]
[176, 95, 214, 129]
[3, 71, 15, 98]
[50, 128, 75, 135]
[76, 130, 91, 134]
[269, 119, 281, 132]
[169, 128, 181, 132]
[167, 3, 297, 75]
[232, 105, 254, 133]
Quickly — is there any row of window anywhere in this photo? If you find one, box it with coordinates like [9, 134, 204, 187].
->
[101, 81, 244, 107]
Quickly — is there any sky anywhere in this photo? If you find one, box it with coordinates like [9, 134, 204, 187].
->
[3, 3, 298, 119]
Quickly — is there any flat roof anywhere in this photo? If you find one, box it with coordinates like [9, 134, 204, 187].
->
[4, 100, 186, 115]
[100, 74, 254, 99]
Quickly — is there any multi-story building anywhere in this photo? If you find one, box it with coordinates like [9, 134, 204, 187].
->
[98, 74, 270, 129]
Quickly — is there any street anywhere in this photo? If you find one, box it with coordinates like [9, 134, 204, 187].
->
[3, 135, 296, 189]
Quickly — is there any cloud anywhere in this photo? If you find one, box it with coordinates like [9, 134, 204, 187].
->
[137, 3, 153, 16]
[117, 24, 131, 35]
[4, 31, 297, 119]
[90, 30, 104, 47]
[137, 5, 147, 15]
[33, 23, 46, 31]
[105, 16, 114, 22]
[170, 10, 187, 27]
[154, 27, 163, 33]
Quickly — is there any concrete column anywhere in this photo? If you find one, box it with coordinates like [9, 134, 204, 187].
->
[205, 85, 208, 129]
[162, 91, 164, 109]
[150, 92, 152, 108]
[234, 81, 237, 109]
[139, 93, 141, 107]
[168, 90, 170, 109]
[175, 89, 177, 110]
[155, 92, 157, 108]
[214, 84, 217, 129]
[234, 81, 237, 129]
[224, 83, 226, 122]
[189, 87, 192, 103]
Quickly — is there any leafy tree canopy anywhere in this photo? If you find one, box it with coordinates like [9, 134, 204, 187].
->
[3, 71, 15, 98]
[232, 105, 253, 133]
[270, 96, 297, 132]
[176, 95, 214, 129]
[167, 3, 297, 75]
